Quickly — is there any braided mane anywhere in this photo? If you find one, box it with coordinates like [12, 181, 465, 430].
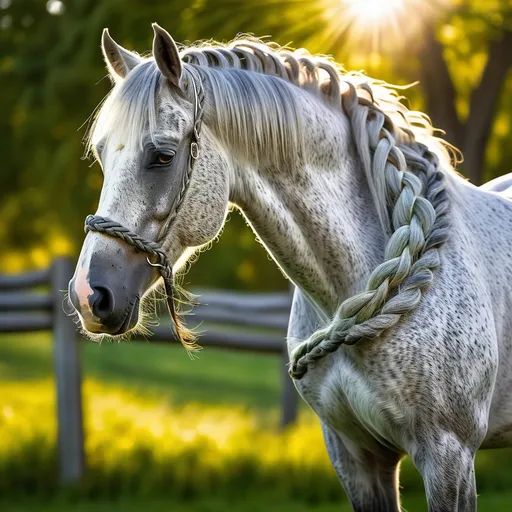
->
[179, 39, 451, 379]
[89, 38, 452, 378]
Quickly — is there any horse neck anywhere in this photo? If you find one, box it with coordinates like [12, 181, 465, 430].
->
[215, 89, 387, 316]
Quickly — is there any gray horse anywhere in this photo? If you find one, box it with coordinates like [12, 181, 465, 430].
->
[68, 24, 512, 512]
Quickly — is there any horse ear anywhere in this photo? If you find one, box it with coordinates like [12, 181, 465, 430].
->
[101, 28, 141, 80]
[152, 23, 182, 89]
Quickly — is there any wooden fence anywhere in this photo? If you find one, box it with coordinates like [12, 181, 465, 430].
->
[0, 257, 298, 484]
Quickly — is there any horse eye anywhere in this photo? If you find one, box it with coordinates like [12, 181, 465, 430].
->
[157, 152, 175, 165]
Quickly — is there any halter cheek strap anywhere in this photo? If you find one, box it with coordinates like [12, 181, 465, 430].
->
[158, 76, 205, 239]
[84, 74, 204, 348]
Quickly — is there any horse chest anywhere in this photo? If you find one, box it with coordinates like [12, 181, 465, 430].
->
[287, 289, 411, 452]
[294, 352, 406, 453]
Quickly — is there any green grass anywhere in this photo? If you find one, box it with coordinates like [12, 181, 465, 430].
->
[0, 331, 285, 410]
[1, 332, 511, 511]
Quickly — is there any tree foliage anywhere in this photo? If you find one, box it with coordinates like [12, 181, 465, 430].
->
[1, 0, 511, 287]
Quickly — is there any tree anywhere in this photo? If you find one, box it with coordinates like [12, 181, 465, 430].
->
[417, 3, 512, 184]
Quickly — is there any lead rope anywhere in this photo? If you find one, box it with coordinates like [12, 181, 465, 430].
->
[84, 74, 204, 354]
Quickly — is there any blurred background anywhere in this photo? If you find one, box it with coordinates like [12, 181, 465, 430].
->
[1, 0, 511, 510]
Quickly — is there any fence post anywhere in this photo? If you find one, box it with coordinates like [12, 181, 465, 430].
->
[51, 257, 85, 484]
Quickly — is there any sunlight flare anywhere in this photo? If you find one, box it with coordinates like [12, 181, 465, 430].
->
[321, 0, 450, 56]
[344, 0, 406, 27]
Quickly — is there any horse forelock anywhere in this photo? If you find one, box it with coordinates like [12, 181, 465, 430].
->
[86, 60, 162, 157]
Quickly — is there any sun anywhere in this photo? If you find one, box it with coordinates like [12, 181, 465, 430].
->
[344, 0, 406, 27]
[318, 0, 448, 59]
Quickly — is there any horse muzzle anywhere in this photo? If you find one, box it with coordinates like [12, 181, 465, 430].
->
[68, 237, 154, 335]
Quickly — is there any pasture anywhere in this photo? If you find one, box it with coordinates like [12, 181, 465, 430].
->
[1, 332, 510, 511]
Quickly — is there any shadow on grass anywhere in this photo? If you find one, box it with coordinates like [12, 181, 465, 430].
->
[0, 333, 54, 381]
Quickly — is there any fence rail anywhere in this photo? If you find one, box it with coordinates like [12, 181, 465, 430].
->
[0, 258, 297, 485]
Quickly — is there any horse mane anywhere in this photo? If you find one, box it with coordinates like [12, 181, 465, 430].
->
[88, 36, 456, 228]
[180, 38, 458, 225]
[182, 37, 455, 157]
[88, 37, 453, 376]
[180, 39, 453, 375]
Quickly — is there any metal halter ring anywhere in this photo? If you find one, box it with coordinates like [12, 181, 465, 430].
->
[146, 257, 165, 269]
[190, 141, 199, 160]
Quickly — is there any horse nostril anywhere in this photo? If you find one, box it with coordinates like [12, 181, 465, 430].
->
[90, 285, 115, 319]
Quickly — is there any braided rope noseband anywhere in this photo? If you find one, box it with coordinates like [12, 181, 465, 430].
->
[84, 74, 204, 352]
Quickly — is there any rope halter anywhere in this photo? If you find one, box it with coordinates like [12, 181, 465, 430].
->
[84, 73, 205, 352]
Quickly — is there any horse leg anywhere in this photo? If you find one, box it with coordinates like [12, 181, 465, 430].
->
[411, 434, 477, 512]
[322, 424, 402, 512]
